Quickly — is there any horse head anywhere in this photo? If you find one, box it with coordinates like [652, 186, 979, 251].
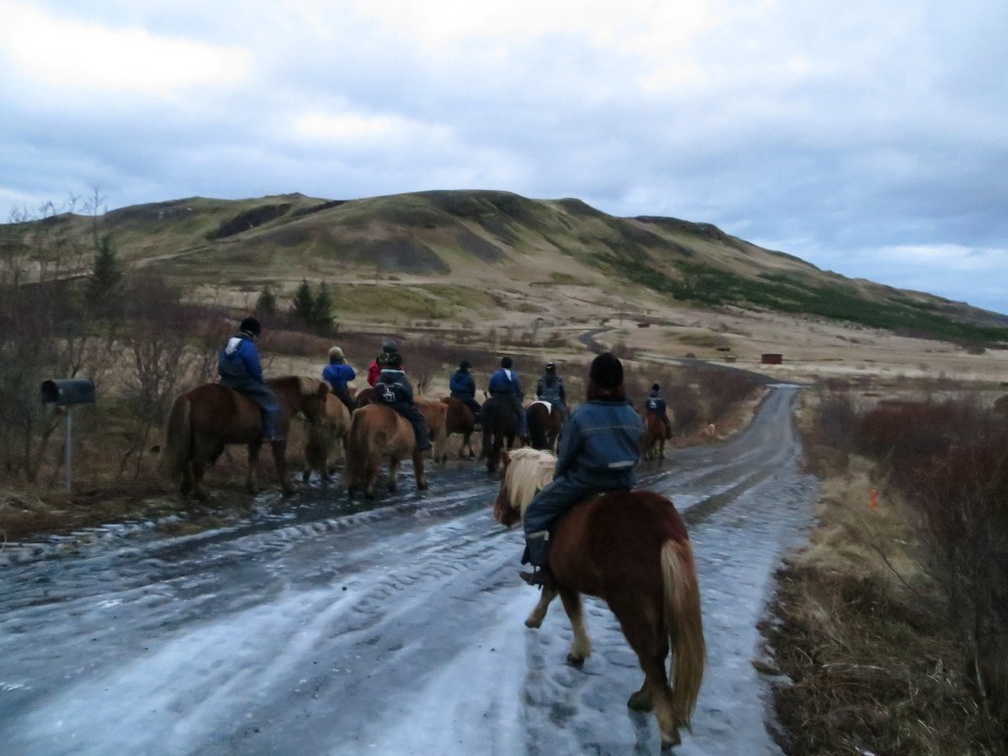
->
[493, 447, 556, 527]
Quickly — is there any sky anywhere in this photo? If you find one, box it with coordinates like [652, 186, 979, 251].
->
[2, 0, 1007, 315]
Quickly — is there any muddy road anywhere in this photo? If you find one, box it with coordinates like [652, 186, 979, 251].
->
[0, 384, 817, 755]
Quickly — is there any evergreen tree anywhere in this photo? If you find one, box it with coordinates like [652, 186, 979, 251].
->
[291, 279, 315, 327]
[313, 281, 333, 331]
[87, 235, 123, 316]
[256, 285, 277, 317]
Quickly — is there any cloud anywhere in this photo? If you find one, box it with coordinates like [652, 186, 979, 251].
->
[0, 1, 251, 96]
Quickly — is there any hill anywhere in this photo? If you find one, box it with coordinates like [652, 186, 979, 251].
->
[10, 189, 1008, 383]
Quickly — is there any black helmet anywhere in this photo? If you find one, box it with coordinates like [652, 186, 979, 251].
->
[651, 383, 660, 391]
[545, 362, 556, 372]
[500, 356, 513, 369]
[382, 339, 398, 353]
[460, 360, 471, 371]
[240, 316, 261, 337]
[385, 352, 403, 368]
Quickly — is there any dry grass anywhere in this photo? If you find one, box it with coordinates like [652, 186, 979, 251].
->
[767, 390, 1007, 755]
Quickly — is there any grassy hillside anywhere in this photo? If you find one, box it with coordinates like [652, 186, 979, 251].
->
[11, 189, 1008, 345]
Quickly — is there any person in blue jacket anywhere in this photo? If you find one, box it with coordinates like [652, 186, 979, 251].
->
[520, 352, 644, 588]
[218, 316, 282, 442]
[373, 352, 432, 452]
[449, 360, 482, 418]
[323, 346, 357, 413]
[488, 356, 528, 441]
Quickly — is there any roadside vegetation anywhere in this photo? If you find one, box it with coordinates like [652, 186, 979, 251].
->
[768, 382, 1008, 754]
[0, 200, 763, 544]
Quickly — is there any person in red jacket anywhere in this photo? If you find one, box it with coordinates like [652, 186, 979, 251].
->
[367, 339, 401, 387]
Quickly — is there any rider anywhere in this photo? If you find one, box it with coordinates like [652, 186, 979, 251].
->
[218, 316, 282, 442]
[322, 346, 357, 414]
[645, 383, 674, 440]
[520, 352, 644, 589]
[449, 360, 482, 421]
[367, 339, 401, 387]
[488, 356, 528, 442]
[535, 362, 567, 415]
[373, 352, 433, 452]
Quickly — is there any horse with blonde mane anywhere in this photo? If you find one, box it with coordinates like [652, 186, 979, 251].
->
[164, 376, 331, 500]
[493, 446, 706, 748]
[344, 403, 428, 498]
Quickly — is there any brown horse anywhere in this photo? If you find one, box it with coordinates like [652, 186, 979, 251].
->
[415, 398, 449, 463]
[480, 395, 518, 473]
[164, 376, 331, 500]
[344, 403, 428, 498]
[302, 392, 352, 483]
[439, 397, 478, 461]
[354, 386, 378, 407]
[641, 411, 666, 462]
[525, 400, 564, 452]
[493, 447, 706, 748]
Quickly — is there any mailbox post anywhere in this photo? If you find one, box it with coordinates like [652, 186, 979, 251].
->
[40, 378, 96, 492]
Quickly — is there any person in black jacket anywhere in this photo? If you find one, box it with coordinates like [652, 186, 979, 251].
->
[373, 352, 432, 452]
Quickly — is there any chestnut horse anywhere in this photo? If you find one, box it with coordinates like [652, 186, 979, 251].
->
[493, 447, 705, 748]
[440, 397, 478, 461]
[415, 398, 449, 464]
[164, 376, 331, 500]
[302, 392, 352, 483]
[344, 403, 428, 498]
[480, 396, 518, 473]
[641, 411, 666, 462]
[525, 400, 564, 452]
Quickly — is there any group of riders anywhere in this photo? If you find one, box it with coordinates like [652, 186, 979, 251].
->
[217, 315, 675, 590]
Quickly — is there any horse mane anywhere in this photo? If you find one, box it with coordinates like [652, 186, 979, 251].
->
[503, 447, 556, 516]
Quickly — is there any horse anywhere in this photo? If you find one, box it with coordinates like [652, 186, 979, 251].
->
[440, 397, 478, 461]
[354, 386, 378, 407]
[479, 395, 518, 474]
[301, 392, 352, 483]
[164, 376, 331, 501]
[493, 447, 706, 749]
[415, 397, 449, 463]
[641, 411, 666, 462]
[344, 403, 428, 498]
[525, 400, 564, 452]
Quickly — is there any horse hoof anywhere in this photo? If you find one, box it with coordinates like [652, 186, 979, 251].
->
[627, 690, 653, 712]
[565, 653, 585, 668]
[524, 617, 542, 629]
[660, 730, 681, 749]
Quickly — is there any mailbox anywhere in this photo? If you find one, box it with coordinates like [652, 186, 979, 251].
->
[40, 378, 96, 406]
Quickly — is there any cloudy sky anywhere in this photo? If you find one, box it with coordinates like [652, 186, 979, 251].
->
[2, 1, 1006, 314]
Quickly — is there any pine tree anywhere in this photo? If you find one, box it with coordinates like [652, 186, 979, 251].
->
[256, 285, 277, 316]
[87, 235, 123, 316]
[312, 282, 333, 331]
[291, 279, 315, 327]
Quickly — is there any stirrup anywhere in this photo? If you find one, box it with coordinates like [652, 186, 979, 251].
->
[519, 567, 554, 589]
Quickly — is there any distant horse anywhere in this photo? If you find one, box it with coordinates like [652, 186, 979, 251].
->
[526, 400, 564, 452]
[415, 398, 449, 463]
[641, 412, 666, 462]
[440, 397, 478, 461]
[164, 376, 330, 501]
[480, 396, 518, 474]
[301, 392, 352, 483]
[493, 447, 706, 749]
[344, 403, 428, 498]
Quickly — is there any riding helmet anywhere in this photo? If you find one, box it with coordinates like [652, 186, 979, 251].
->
[382, 339, 398, 353]
[651, 383, 660, 391]
[240, 316, 261, 337]
[545, 362, 556, 372]
[500, 356, 513, 369]
[460, 360, 471, 371]
[385, 352, 403, 368]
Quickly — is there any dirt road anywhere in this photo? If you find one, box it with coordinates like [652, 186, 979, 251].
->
[0, 384, 816, 755]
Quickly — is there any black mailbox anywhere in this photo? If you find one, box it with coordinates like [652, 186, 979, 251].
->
[40, 378, 96, 406]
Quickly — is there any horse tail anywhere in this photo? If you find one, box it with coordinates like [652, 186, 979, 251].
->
[163, 393, 192, 481]
[661, 538, 706, 729]
[528, 405, 548, 450]
[345, 409, 370, 488]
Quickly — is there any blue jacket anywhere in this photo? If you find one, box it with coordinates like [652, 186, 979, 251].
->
[488, 368, 523, 400]
[218, 336, 265, 387]
[323, 362, 356, 388]
[536, 375, 566, 405]
[555, 399, 643, 488]
[449, 369, 476, 399]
